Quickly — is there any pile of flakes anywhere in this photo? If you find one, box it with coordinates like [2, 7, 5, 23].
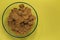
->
[8, 4, 36, 35]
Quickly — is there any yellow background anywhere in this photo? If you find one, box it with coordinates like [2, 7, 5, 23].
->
[0, 0, 60, 40]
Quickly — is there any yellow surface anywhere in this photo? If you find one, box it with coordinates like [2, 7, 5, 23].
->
[0, 0, 60, 40]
